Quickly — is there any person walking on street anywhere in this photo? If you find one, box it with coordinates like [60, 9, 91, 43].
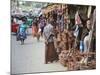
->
[32, 21, 40, 41]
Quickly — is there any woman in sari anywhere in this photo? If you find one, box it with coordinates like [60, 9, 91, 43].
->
[32, 21, 40, 41]
[43, 20, 58, 64]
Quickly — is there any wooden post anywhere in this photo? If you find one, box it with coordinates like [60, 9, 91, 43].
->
[87, 9, 96, 64]
[88, 9, 96, 52]
[87, 6, 92, 18]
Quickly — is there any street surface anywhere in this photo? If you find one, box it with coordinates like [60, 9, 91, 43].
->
[11, 28, 67, 74]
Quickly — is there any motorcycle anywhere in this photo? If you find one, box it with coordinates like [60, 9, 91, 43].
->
[17, 31, 26, 45]
[20, 32, 25, 45]
[16, 22, 27, 45]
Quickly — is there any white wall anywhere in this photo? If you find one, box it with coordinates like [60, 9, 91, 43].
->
[0, 0, 97, 75]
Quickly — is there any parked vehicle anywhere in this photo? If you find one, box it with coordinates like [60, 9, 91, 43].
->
[11, 22, 19, 33]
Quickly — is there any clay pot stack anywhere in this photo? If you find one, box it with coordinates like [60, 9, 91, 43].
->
[59, 50, 69, 66]
[55, 31, 74, 54]
[58, 49, 81, 70]
[54, 29, 96, 70]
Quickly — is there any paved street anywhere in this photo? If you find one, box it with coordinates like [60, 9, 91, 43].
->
[11, 28, 67, 74]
